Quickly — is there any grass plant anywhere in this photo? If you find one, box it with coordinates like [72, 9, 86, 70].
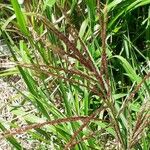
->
[0, 0, 150, 149]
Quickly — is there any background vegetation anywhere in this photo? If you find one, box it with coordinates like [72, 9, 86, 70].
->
[0, 0, 150, 149]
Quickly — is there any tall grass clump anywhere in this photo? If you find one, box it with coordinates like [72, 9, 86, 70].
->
[0, 0, 150, 149]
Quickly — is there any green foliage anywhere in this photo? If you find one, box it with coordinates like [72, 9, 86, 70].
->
[0, 0, 150, 149]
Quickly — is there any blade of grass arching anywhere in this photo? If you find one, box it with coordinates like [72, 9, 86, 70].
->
[10, 0, 29, 36]
[107, 0, 131, 29]
[0, 123, 22, 150]
[109, 0, 150, 31]
[107, 0, 141, 29]
[128, 0, 150, 11]
[0, 3, 14, 11]
[125, 0, 141, 12]
[113, 55, 142, 83]
[108, 9, 124, 30]
[1, 14, 16, 31]
[124, 36, 147, 60]
[0, 68, 19, 77]
[107, 0, 123, 11]
[123, 35, 150, 96]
